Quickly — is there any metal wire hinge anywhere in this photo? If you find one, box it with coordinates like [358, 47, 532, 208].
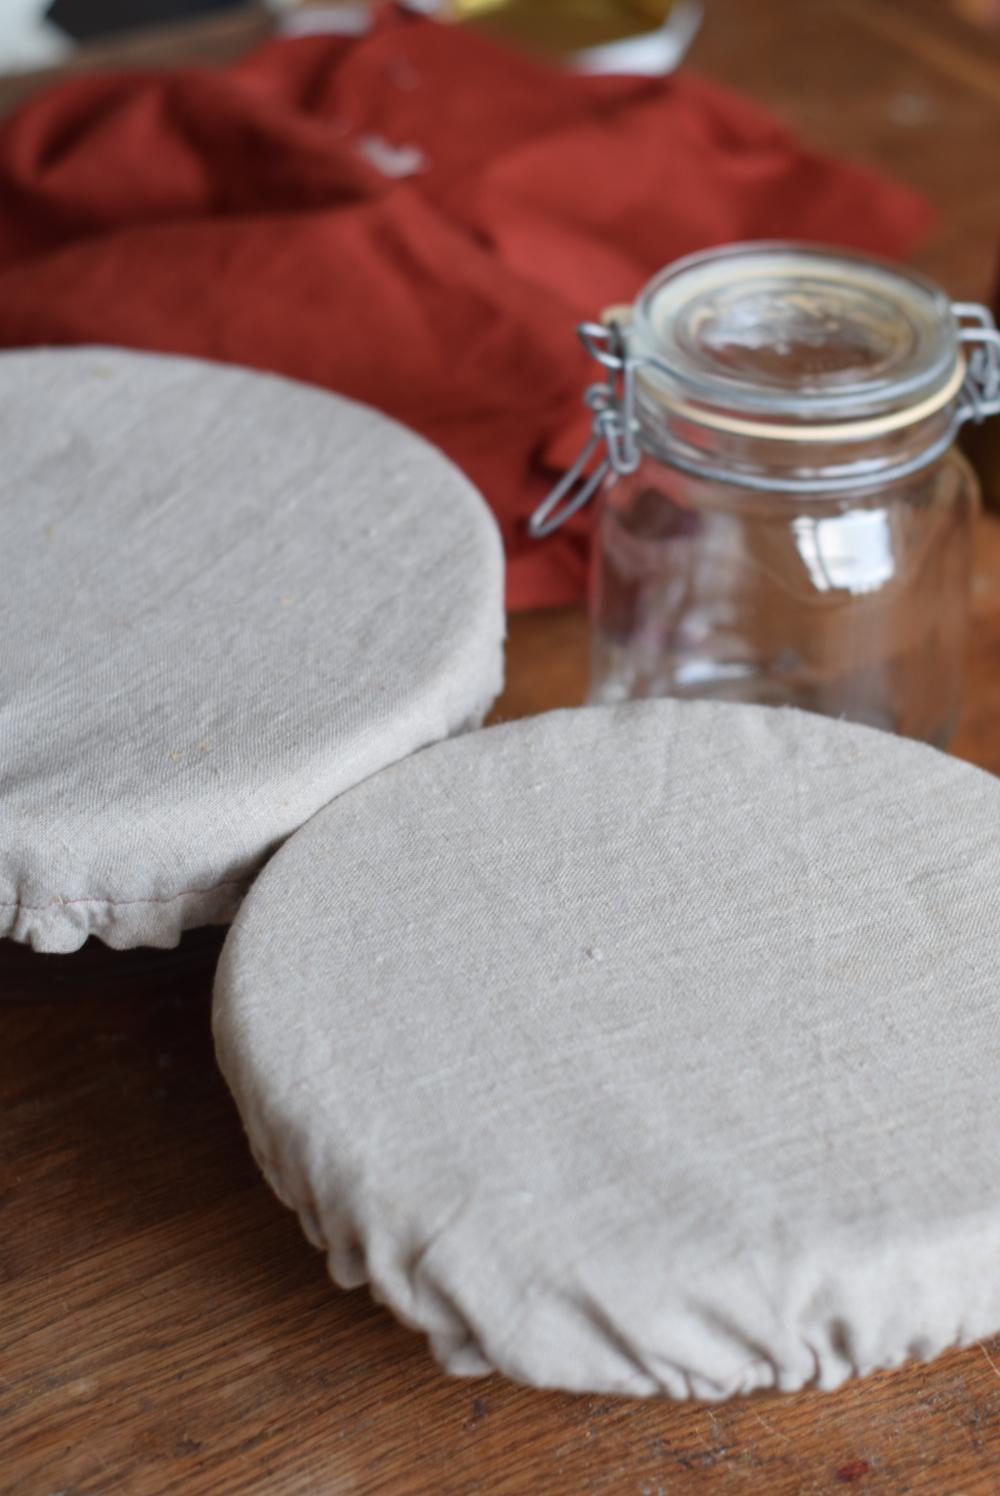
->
[954, 303, 1000, 425]
[527, 321, 642, 538]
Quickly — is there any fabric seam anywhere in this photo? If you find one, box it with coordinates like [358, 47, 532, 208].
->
[0, 876, 248, 913]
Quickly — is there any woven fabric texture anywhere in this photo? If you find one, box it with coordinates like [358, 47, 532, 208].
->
[0, 347, 504, 951]
[216, 701, 1000, 1399]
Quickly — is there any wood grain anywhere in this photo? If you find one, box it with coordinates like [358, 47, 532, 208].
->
[5, 2, 1000, 1492]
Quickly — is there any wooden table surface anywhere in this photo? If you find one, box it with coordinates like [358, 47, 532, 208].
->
[4, 2, 1000, 1492]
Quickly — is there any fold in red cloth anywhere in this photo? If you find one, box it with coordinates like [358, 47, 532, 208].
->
[0, 8, 929, 608]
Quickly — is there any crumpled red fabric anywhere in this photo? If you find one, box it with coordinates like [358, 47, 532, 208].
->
[0, 7, 929, 608]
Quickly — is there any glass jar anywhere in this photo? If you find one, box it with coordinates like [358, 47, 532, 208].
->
[531, 243, 1000, 745]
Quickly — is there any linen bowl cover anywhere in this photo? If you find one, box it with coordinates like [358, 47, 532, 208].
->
[214, 701, 1000, 1400]
[0, 348, 504, 952]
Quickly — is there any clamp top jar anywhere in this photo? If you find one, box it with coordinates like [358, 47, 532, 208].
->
[532, 242, 1000, 745]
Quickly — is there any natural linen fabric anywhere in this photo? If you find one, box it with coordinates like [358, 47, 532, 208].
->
[0, 347, 503, 953]
[214, 702, 1000, 1401]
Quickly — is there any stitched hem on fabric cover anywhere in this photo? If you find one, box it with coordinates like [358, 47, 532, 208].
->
[1, 877, 249, 953]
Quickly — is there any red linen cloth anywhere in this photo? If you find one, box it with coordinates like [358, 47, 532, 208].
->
[0, 8, 929, 608]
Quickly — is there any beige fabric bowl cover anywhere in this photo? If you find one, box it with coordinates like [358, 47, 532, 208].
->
[0, 348, 503, 953]
[215, 701, 1000, 1400]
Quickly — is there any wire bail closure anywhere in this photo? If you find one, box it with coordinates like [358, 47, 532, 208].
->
[955, 302, 1000, 423]
[527, 321, 641, 539]
[529, 302, 1000, 537]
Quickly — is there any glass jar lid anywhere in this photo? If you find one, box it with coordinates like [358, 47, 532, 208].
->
[528, 240, 1000, 536]
[631, 242, 962, 426]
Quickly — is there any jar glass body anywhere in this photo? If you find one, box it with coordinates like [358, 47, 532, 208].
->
[590, 424, 978, 746]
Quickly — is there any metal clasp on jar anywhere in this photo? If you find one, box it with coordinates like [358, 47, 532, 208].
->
[529, 301, 1000, 536]
[528, 320, 642, 538]
[954, 303, 1000, 421]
